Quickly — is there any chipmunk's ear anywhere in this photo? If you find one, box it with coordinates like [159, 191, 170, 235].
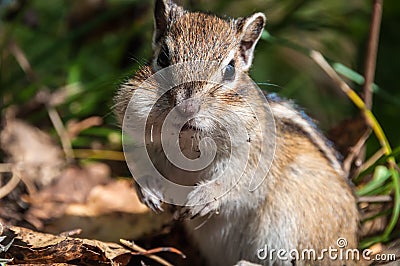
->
[236, 13, 266, 70]
[153, 0, 184, 46]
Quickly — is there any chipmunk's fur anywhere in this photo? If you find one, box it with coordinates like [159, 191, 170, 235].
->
[114, 1, 359, 265]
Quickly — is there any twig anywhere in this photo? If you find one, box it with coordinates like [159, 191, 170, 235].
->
[356, 0, 383, 166]
[7, 39, 36, 82]
[0, 164, 37, 197]
[47, 106, 74, 162]
[58, 228, 82, 237]
[67, 116, 103, 139]
[357, 147, 386, 175]
[358, 195, 392, 203]
[0, 171, 20, 199]
[363, 0, 383, 109]
[0, 258, 14, 263]
[343, 129, 372, 174]
[119, 239, 178, 266]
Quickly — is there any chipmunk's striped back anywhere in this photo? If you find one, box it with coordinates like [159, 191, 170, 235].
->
[267, 93, 345, 177]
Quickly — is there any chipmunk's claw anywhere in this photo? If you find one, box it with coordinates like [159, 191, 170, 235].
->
[134, 176, 164, 213]
[179, 186, 220, 219]
[141, 190, 164, 213]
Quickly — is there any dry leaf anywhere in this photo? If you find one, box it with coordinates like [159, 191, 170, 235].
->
[66, 179, 148, 216]
[66, 116, 103, 139]
[25, 163, 111, 228]
[1, 117, 65, 187]
[1, 225, 132, 265]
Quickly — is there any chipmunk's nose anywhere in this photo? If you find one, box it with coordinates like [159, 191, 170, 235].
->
[175, 98, 200, 117]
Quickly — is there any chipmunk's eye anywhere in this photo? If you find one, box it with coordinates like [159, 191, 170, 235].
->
[223, 60, 236, 81]
[157, 44, 170, 68]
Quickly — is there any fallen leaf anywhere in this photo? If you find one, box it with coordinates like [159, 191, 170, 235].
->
[25, 163, 111, 228]
[0, 117, 65, 187]
[1, 225, 132, 265]
[66, 179, 148, 216]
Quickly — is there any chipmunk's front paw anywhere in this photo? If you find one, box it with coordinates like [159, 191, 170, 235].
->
[180, 185, 220, 218]
[134, 176, 164, 213]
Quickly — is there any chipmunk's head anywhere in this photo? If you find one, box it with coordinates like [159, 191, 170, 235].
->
[142, 0, 267, 133]
[152, 0, 265, 73]
[116, 0, 269, 153]
[117, 0, 273, 189]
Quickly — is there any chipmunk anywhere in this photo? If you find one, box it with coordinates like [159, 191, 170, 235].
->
[114, 0, 359, 265]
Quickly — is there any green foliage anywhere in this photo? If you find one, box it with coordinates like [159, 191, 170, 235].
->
[358, 166, 392, 196]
